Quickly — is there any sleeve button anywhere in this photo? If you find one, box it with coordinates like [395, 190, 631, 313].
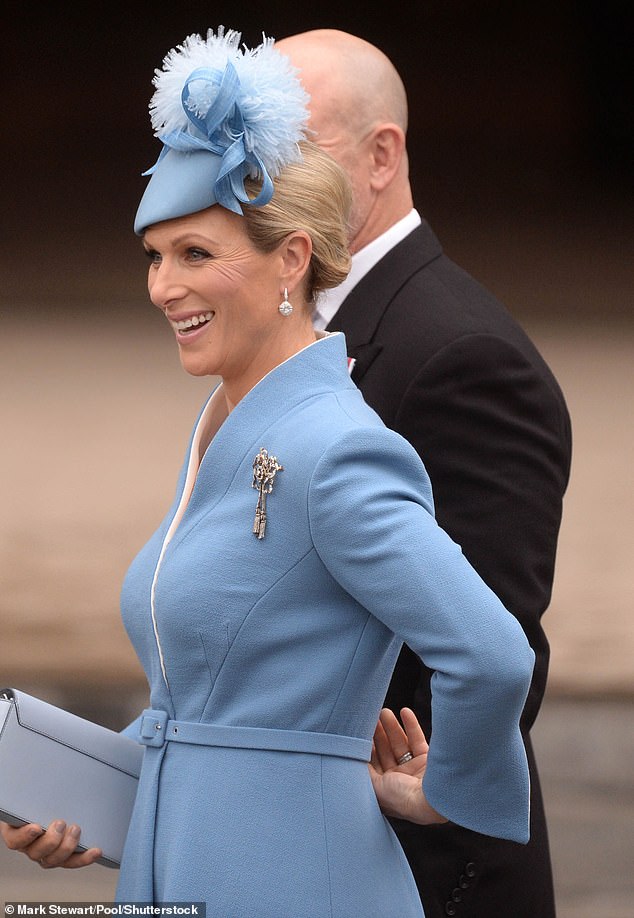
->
[445, 903, 457, 916]
[465, 861, 477, 877]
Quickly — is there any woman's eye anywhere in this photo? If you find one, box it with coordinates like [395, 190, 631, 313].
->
[144, 249, 161, 264]
[188, 248, 211, 261]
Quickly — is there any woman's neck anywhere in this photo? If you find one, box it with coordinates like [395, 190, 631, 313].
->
[222, 324, 320, 414]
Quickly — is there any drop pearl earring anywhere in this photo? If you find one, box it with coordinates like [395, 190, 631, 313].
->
[278, 288, 293, 317]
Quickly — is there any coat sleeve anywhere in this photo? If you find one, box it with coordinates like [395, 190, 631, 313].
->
[393, 333, 571, 730]
[308, 425, 535, 843]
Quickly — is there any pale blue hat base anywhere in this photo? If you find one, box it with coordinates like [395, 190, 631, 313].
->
[134, 148, 223, 235]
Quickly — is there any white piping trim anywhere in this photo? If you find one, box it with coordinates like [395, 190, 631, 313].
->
[149, 387, 225, 690]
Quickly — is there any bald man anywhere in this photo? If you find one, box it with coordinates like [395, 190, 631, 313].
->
[277, 30, 571, 918]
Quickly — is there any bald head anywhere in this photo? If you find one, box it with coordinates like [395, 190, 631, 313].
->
[276, 30, 413, 251]
[277, 30, 408, 139]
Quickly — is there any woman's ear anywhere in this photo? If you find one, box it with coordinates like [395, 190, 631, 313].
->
[279, 230, 312, 296]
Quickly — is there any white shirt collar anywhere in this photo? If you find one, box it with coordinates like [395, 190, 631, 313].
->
[313, 209, 421, 330]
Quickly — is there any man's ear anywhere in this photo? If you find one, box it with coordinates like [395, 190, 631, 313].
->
[369, 124, 406, 191]
[280, 230, 313, 295]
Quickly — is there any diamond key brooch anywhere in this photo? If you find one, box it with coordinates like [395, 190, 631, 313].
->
[251, 448, 284, 539]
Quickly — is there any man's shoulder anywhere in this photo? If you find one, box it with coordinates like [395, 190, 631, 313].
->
[366, 223, 530, 352]
[344, 222, 568, 416]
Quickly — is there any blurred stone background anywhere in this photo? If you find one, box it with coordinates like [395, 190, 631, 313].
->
[1, 2, 632, 914]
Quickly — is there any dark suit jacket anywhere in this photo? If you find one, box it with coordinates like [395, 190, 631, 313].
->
[329, 220, 572, 918]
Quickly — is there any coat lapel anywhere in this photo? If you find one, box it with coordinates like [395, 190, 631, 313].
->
[328, 222, 443, 383]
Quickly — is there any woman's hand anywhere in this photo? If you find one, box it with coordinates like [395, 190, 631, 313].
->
[0, 820, 102, 869]
[369, 707, 448, 826]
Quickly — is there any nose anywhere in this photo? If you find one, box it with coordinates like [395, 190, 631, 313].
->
[148, 260, 187, 311]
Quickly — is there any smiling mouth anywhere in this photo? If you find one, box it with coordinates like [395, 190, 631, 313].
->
[171, 311, 214, 334]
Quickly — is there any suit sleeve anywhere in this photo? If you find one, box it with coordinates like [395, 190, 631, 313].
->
[393, 333, 571, 729]
[308, 426, 535, 843]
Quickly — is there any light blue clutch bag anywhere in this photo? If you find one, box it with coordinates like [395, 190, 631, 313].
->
[0, 688, 143, 867]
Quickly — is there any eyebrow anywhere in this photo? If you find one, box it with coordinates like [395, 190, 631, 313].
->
[144, 232, 220, 249]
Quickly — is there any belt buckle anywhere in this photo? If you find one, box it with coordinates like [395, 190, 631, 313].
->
[139, 708, 169, 747]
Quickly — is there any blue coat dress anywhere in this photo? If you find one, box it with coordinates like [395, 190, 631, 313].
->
[116, 332, 534, 914]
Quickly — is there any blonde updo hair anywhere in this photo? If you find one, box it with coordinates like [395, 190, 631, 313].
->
[242, 141, 352, 304]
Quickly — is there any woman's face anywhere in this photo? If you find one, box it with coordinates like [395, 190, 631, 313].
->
[144, 206, 296, 400]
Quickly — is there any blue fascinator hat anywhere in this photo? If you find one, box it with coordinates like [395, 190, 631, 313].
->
[134, 27, 309, 234]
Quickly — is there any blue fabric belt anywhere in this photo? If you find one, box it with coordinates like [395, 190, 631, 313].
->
[138, 709, 372, 762]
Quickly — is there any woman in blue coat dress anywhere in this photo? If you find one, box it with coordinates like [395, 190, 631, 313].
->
[1, 28, 534, 915]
